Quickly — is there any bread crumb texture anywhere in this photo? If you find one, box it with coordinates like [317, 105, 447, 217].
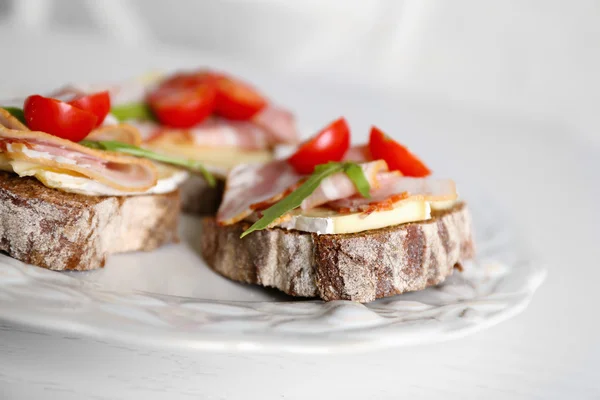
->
[201, 203, 474, 302]
[0, 172, 180, 270]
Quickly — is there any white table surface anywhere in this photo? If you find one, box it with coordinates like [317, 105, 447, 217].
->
[1, 30, 599, 400]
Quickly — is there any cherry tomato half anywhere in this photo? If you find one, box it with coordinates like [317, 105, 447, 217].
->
[288, 117, 350, 174]
[147, 76, 217, 128]
[24, 95, 98, 141]
[68, 91, 111, 127]
[369, 126, 431, 177]
[213, 74, 267, 120]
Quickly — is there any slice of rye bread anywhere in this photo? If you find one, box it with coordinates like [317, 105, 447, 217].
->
[201, 202, 475, 302]
[179, 174, 224, 215]
[0, 172, 180, 271]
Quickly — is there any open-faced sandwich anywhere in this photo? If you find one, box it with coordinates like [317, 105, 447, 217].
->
[103, 70, 298, 214]
[201, 118, 475, 303]
[0, 90, 213, 271]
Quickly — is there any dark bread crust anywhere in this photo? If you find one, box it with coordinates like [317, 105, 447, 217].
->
[179, 175, 224, 215]
[201, 203, 474, 302]
[0, 172, 180, 271]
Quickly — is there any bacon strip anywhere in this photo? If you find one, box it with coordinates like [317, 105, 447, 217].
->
[142, 119, 266, 150]
[191, 118, 271, 149]
[343, 145, 371, 163]
[86, 124, 142, 146]
[0, 126, 158, 192]
[0, 109, 28, 131]
[217, 159, 302, 225]
[332, 192, 411, 215]
[328, 176, 457, 213]
[300, 160, 389, 210]
[142, 113, 296, 151]
[253, 105, 298, 145]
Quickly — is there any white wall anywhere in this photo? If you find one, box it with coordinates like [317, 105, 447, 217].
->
[376, 1, 600, 145]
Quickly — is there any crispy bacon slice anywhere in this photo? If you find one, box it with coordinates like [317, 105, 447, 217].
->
[343, 145, 371, 163]
[0, 108, 28, 131]
[330, 192, 410, 214]
[217, 159, 302, 225]
[144, 117, 271, 150]
[142, 110, 297, 151]
[327, 176, 458, 213]
[252, 105, 298, 145]
[0, 126, 158, 192]
[86, 124, 142, 146]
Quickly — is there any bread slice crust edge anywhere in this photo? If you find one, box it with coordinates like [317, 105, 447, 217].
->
[0, 172, 180, 271]
[200, 202, 475, 302]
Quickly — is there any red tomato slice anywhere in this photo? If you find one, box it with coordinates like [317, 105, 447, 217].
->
[213, 74, 267, 120]
[288, 118, 350, 174]
[68, 91, 111, 127]
[369, 126, 431, 177]
[23, 95, 98, 141]
[147, 79, 217, 128]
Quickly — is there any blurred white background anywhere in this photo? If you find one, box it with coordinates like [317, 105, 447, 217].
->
[0, 0, 599, 145]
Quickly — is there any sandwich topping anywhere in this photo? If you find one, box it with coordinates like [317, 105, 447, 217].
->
[0, 86, 219, 196]
[1, 69, 297, 193]
[107, 71, 299, 177]
[216, 118, 459, 236]
[326, 174, 458, 213]
[217, 158, 303, 225]
[0, 124, 159, 192]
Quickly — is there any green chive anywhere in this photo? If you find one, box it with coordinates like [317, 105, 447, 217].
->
[110, 102, 155, 122]
[80, 140, 215, 187]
